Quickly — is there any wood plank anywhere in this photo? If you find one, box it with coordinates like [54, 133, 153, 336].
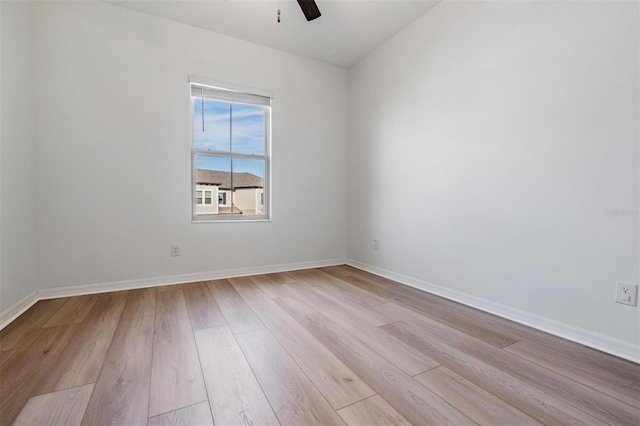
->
[382, 321, 607, 425]
[228, 276, 259, 292]
[42, 294, 100, 328]
[0, 298, 69, 351]
[274, 296, 474, 425]
[321, 272, 394, 306]
[282, 269, 324, 287]
[194, 326, 279, 425]
[339, 271, 403, 292]
[345, 270, 525, 348]
[206, 279, 264, 334]
[0, 349, 15, 367]
[235, 327, 345, 425]
[284, 284, 437, 376]
[248, 274, 293, 298]
[337, 395, 410, 426]
[156, 284, 183, 292]
[149, 289, 207, 417]
[81, 316, 155, 426]
[400, 284, 545, 348]
[265, 271, 297, 284]
[501, 328, 640, 386]
[121, 287, 157, 319]
[378, 302, 639, 425]
[36, 291, 128, 395]
[504, 339, 640, 408]
[183, 282, 226, 331]
[310, 284, 393, 326]
[301, 269, 390, 306]
[239, 288, 375, 409]
[13, 384, 94, 426]
[148, 401, 214, 426]
[317, 265, 353, 278]
[415, 367, 540, 425]
[391, 287, 519, 348]
[348, 269, 405, 289]
[338, 274, 401, 299]
[0, 325, 78, 425]
[285, 268, 329, 286]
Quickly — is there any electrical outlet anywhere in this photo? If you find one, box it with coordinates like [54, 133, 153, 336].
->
[170, 244, 181, 257]
[615, 281, 638, 306]
[373, 239, 379, 251]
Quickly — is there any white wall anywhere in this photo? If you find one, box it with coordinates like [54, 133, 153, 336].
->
[0, 1, 37, 311]
[33, 1, 348, 289]
[348, 1, 639, 347]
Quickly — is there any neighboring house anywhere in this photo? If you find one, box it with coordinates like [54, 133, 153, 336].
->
[195, 169, 264, 216]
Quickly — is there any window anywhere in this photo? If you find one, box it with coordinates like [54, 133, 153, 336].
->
[196, 190, 213, 205]
[191, 81, 271, 221]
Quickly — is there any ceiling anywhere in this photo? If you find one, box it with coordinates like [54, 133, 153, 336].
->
[104, 0, 440, 68]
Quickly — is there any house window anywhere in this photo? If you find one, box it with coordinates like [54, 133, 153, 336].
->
[196, 190, 212, 205]
[191, 81, 271, 221]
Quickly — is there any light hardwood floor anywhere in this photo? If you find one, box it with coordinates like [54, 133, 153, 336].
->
[0, 265, 638, 425]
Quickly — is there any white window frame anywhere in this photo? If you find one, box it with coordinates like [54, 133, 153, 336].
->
[190, 79, 272, 222]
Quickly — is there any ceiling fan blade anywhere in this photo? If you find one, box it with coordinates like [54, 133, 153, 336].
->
[296, 0, 321, 21]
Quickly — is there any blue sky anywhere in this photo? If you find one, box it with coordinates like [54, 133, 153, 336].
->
[193, 99, 266, 178]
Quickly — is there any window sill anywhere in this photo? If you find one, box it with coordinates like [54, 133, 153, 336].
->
[192, 215, 271, 223]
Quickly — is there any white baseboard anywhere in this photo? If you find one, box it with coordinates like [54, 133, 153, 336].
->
[0, 290, 39, 330]
[347, 258, 640, 363]
[37, 258, 346, 299]
[0, 257, 345, 330]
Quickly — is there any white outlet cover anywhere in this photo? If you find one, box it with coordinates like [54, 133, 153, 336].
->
[615, 281, 638, 307]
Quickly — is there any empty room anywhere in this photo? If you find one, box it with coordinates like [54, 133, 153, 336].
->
[1, 0, 638, 425]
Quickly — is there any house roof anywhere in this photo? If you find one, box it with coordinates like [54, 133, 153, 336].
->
[196, 169, 263, 190]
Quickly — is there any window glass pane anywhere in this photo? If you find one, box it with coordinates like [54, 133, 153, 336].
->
[195, 154, 232, 216]
[196, 154, 231, 173]
[232, 104, 265, 155]
[193, 98, 231, 152]
[232, 158, 266, 216]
